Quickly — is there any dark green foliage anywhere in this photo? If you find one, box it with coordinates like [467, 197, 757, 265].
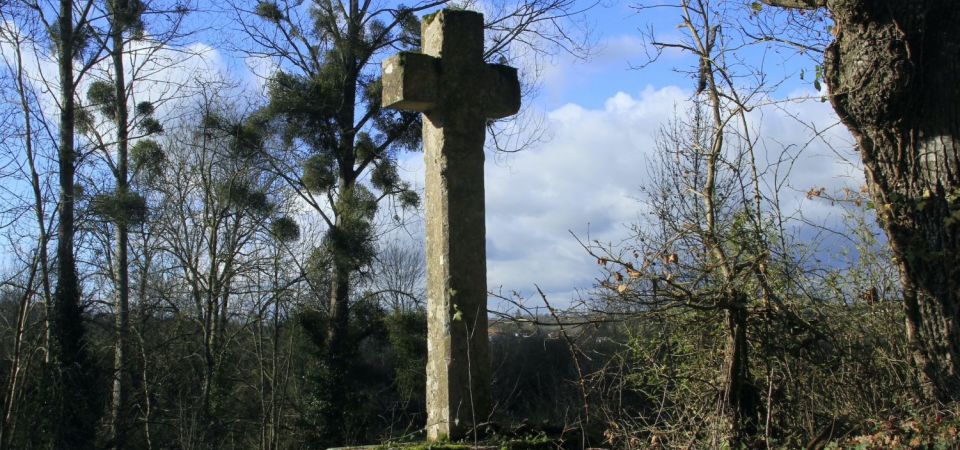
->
[131, 139, 164, 176]
[342, 185, 378, 220]
[219, 181, 273, 215]
[365, 79, 422, 154]
[108, 0, 146, 35]
[265, 71, 340, 143]
[202, 111, 227, 130]
[297, 302, 429, 447]
[396, 8, 421, 48]
[86, 80, 117, 118]
[298, 308, 328, 349]
[302, 154, 337, 192]
[48, 22, 95, 63]
[371, 161, 400, 191]
[355, 132, 378, 161]
[75, 108, 94, 134]
[325, 186, 380, 267]
[51, 272, 102, 450]
[199, 111, 265, 158]
[250, 2, 428, 444]
[229, 121, 265, 158]
[138, 117, 164, 135]
[135, 100, 155, 116]
[304, 245, 333, 286]
[490, 325, 591, 430]
[270, 215, 300, 242]
[384, 311, 427, 401]
[255, 1, 284, 23]
[398, 189, 420, 209]
[90, 189, 148, 225]
[324, 223, 375, 270]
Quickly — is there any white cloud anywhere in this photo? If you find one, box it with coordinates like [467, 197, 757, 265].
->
[748, 92, 862, 224]
[396, 86, 690, 304]
[396, 86, 863, 309]
[485, 86, 688, 301]
[243, 54, 279, 91]
[3, 13, 866, 311]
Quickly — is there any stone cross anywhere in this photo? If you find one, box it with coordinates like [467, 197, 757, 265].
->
[381, 9, 520, 441]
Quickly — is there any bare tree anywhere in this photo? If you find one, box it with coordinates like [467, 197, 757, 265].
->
[0, 6, 55, 446]
[369, 241, 425, 314]
[584, 0, 829, 444]
[145, 89, 294, 447]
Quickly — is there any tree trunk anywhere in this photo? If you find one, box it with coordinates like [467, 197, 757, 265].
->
[110, 22, 131, 450]
[823, 0, 960, 402]
[54, 0, 98, 447]
[136, 260, 154, 450]
[322, 259, 351, 444]
[724, 295, 758, 441]
[317, 2, 362, 443]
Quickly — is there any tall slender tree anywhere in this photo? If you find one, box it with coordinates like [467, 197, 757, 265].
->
[102, 3, 141, 446]
[53, 0, 99, 447]
[78, 1, 178, 445]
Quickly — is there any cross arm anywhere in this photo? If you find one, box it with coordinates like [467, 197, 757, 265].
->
[482, 64, 521, 119]
[382, 52, 440, 112]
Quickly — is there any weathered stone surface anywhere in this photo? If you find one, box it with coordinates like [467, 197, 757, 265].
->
[381, 8, 521, 441]
[381, 52, 439, 112]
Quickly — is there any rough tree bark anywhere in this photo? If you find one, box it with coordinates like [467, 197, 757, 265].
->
[763, 0, 960, 402]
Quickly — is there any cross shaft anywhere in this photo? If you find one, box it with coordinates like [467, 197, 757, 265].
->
[381, 9, 520, 441]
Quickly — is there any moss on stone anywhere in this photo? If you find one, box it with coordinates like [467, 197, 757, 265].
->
[372, 435, 555, 450]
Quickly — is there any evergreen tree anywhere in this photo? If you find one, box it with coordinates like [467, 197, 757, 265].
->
[246, 1, 422, 444]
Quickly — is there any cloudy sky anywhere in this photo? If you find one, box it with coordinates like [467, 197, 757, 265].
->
[389, 2, 862, 308]
[1, 1, 864, 308]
